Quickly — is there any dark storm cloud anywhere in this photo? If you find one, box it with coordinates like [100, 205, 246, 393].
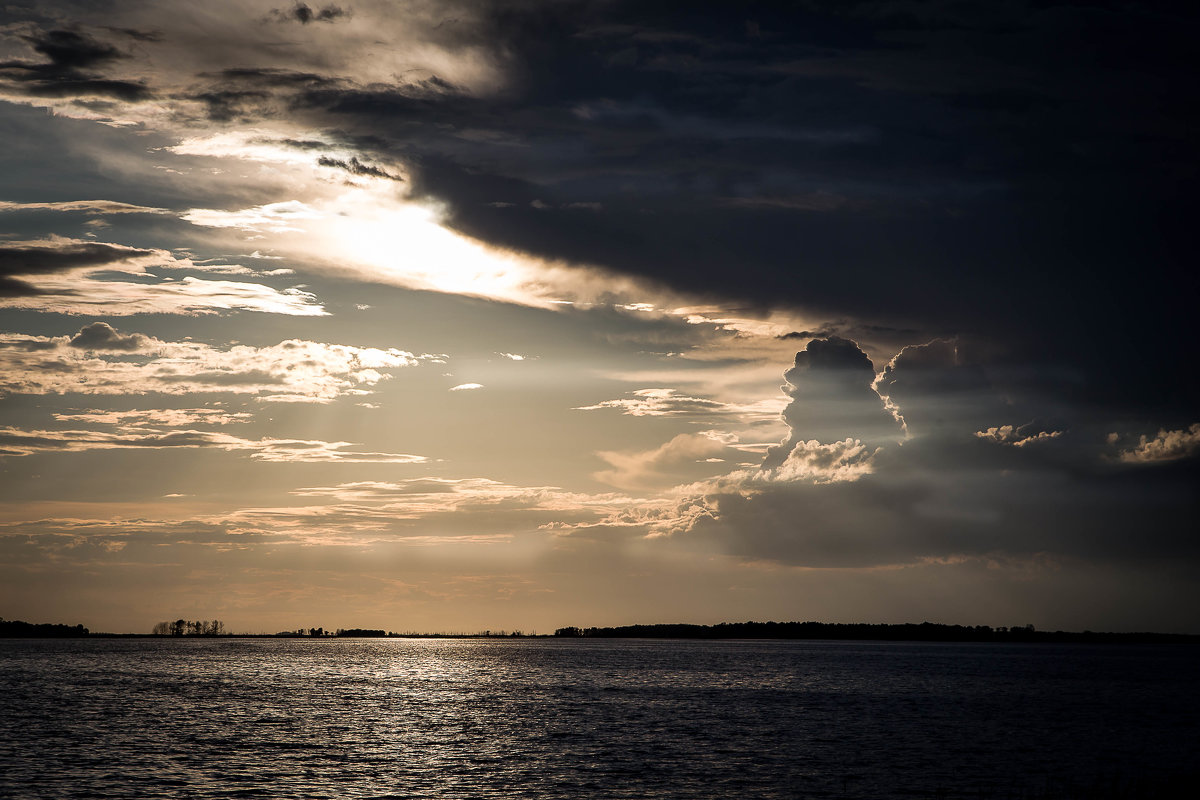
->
[316, 155, 402, 181]
[695, 452, 1200, 569]
[0, 28, 153, 101]
[260, 136, 332, 151]
[874, 338, 1003, 438]
[2, 2, 1193, 419]
[763, 337, 900, 468]
[684, 336, 1199, 569]
[269, 3, 350, 25]
[191, 88, 270, 122]
[23, 28, 121, 70]
[187, 68, 338, 121]
[226, 0, 1192, 420]
[208, 68, 337, 88]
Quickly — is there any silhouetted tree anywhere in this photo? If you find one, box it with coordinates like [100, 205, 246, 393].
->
[0, 617, 88, 637]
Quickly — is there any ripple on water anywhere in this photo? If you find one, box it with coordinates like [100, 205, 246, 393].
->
[1, 638, 1198, 799]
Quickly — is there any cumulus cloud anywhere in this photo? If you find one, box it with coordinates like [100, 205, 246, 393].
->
[67, 322, 152, 352]
[875, 338, 1000, 437]
[1118, 424, 1200, 464]
[762, 337, 900, 469]
[976, 423, 1064, 448]
[0, 327, 421, 402]
[772, 438, 879, 484]
[449, 383, 483, 392]
[585, 343, 1199, 573]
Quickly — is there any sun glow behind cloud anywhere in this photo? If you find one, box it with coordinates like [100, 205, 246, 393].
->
[169, 131, 678, 311]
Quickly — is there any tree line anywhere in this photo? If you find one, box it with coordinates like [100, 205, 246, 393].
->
[151, 619, 225, 636]
[0, 617, 89, 637]
[553, 621, 1200, 643]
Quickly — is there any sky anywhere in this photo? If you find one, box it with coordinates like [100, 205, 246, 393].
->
[1, 0, 1196, 634]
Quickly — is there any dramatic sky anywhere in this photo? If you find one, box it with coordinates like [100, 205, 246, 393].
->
[1, 1, 1196, 634]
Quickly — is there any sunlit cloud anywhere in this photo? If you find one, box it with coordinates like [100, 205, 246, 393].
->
[1117, 424, 1200, 464]
[576, 388, 785, 421]
[594, 432, 736, 490]
[182, 200, 323, 234]
[976, 425, 1064, 448]
[768, 438, 879, 484]
[0, 199, 170, 215]
[52, 409, 254, 426]
[0, 426, 428, 463]
[0, 4, 513, 126]
[449, 383, 484, 392]
[191, 478, 647, 544]
[0, 238, 324, 316]
[290, 478, 637, 512]
[0, 327, 422, 402]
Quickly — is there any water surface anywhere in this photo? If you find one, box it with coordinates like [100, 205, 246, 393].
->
[1, 638, 1196, 798]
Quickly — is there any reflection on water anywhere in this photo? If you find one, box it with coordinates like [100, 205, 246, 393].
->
[1, 638, 1197, 799]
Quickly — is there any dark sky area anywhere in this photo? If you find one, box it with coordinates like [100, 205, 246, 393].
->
[0, 1, 1196, 633]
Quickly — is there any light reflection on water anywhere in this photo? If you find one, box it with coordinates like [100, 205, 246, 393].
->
[1, 638, 1197, 799]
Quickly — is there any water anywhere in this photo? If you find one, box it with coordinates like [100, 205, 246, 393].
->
[1, 638, 1197, 799]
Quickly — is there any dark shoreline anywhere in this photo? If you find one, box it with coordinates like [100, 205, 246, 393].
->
[5, 618, 1199, 643]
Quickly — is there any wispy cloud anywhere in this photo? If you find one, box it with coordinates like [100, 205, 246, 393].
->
[0, 238, 324, 316]
[52, 408, 253, 426]
[0, 426, 427, 463]
[594, 431, 734, 490]
[182, 201, 323, 234]
[0, 199, 170, 215]
[0, 326, 422, 402]
[576, 388, 784, 421]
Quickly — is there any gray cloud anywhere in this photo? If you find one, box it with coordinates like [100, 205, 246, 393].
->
[689, 454, 1200, 569]
[316, 155, 402, 181]
[762, 337, 900, 469]
[874, 338, 1002, 438]
[270, 3, 350, 25]
[0, 240, 155, 296]
[67, 322, 151, 352]
[640, 341, 1200, 572]
[0, 28, 152, 101]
